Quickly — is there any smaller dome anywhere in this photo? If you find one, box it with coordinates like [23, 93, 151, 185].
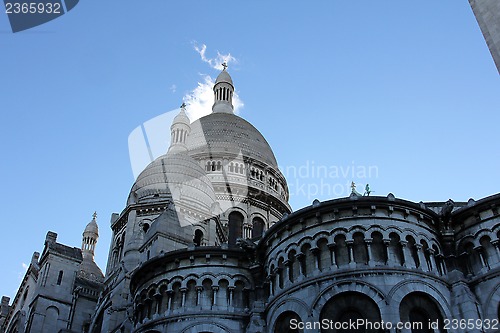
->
[173, 107, 190, 126]
[84, 214, 98, 235]
[215, 69, 233, 86]
[129, 152, 216, 216]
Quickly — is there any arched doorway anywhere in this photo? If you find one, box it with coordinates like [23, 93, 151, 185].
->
[274, 311, 303, 333]
[320, 291, 382, 333]
[399, 292, 446, 333]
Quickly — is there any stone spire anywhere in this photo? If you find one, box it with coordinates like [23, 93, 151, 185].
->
[82, 212, 99, 260]
[168, 103, 191, 154]
[212, 63, 234, 114]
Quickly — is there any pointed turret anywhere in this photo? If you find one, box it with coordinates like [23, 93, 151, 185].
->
[168, 103, 191, 154]
[212, 63, 234, 114]
[82, 212, 99, 260]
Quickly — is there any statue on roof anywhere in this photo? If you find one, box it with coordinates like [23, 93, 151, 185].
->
[350, 181, 363, 196]
[364, 184, 372, 196]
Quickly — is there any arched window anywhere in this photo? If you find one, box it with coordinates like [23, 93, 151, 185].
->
[201, 279, 213, 307]
[399, 292, 445, 333]
[171, 282, 182, 310]
[274, 311, 303, 333]
[185, 280, 197, 307]
[42, 306, 59, 332]
[228, 211, 244, 247]
[389, 232, 404, 266]
[334, 234, 349, 267]
[480, 236, 495, 267]
[233, 280, 247, 308]
[288, 251, 297, 282]
[463, 242, 482, 275]
[353, 232, 368, 264]
[252, 217, 265, 239]
[301, 243, 314, 276]
[217, 279, 229, 308]
[278, 257, 285, 288]
[194, 229, 203, 246]
[317, 238, 330, 271]
[320, 291, 382, 333]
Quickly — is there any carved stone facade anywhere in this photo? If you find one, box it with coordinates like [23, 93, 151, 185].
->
[1, 70, 499, 333]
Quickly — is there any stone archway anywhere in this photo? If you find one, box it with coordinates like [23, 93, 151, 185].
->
[319, 291, 382, 333]
[399, 292, 446, 333]
[274, 311, 303, 333]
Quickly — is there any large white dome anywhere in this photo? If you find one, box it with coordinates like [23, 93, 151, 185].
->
[186, 112, 279, 168]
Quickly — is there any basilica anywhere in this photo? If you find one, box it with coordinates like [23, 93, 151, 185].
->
[1, 68, 499, 333]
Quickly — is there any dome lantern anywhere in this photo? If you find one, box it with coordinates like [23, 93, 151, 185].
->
[168, 103, 191, 154]
[82, 212, 99, 260]
[212, 63, 234, 114]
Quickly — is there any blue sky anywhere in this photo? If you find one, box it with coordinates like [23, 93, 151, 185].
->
[0, 1, 499, 300]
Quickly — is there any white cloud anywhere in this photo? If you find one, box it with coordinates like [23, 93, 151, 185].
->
[16, 262, 28, 285]
[169, 84, 177, 93]
[193, 43, 236, 70]
[183, 44, 244, 122]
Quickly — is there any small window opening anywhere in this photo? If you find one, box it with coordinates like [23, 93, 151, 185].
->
[57, 270, 63, 285]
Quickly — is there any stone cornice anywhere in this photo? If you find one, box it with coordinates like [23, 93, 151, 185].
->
[258, 195, 440, 251]
[130, 247, 249, 294]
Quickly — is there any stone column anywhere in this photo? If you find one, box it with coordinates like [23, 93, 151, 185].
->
[365, 238, 374, 266]
[295, 253, 305, 276]
[475, 246, 489, 271]
[310, 247, 320, 273]
[491, 240, 500, 263]
[284, 259, 291, 284]
[415, 244, 428, 271]
[228, 287, 235, 307]
[328, 243, 337, 268]
[196, 286, 203, 307]
[180, 288, 187, 308]
[269, 273, 275, 296]
[153, 292, 162, 316]
[145, 298, 152, 319]
[427, 249, 437, 274]
[212, 286, 219, 306]
[346, 240, 355, 268]
[167, 290, 173, 312]
[382, 239, 390, 266]
[437, 254, 447, 275]
[273, 267, 281, 294]
[400, 241, 415, 269]
[274, 267, 282, 290]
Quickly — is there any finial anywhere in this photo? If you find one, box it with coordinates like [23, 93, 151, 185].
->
[351, 181, 356, 193]
[180, 102, 186, 110]
[222, 62, 228, 71]
[92, 211, 97, 220]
